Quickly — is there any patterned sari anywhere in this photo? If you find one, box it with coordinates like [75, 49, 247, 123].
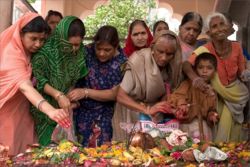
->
[31, 16, 88, 146]
[74, 44, 127, 147]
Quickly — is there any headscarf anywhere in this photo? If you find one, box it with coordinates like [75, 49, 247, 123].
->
[123, 21, 153, 57]
[31, 16, 88, 146]
[151, 30, 183, 89]
[0, 12, 40, 109]
[32, 16, 88, 94]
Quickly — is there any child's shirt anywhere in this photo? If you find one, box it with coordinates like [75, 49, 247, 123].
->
[168, 79, 217, 124]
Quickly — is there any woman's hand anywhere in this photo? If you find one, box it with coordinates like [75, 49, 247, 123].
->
[67, 88, 87, 101]
[56, 94, 71, 113]
[146, 101, 172, 116]
[47, 108, 71, 128]
[70, 101, 80, 109]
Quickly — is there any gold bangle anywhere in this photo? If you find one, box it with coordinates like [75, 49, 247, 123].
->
[84, 88, 89, 99]
[37, 99, 46, 111]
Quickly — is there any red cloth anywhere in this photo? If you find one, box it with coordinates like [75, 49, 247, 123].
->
[123, 24, 153, 57]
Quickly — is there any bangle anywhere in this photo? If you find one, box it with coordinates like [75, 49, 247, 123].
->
[36, 99, 46, 111]
[55, 93, 64, 100]
[84, 88, 89, 99]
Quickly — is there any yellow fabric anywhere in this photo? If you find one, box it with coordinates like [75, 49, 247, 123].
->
[211, 73, 248, 142]
[215, 97, 242, 142]
[193, 46, 209, 56]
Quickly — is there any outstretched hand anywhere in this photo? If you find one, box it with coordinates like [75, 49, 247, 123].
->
[67, 88, 86, 101]
[47, 108, 71, 128]
[146, 101, 173, 116]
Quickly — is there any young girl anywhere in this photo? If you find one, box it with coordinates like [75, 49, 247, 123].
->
[167, 53, 219, 140]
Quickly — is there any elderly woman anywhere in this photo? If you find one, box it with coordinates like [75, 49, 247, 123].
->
[31, 16, 88, 146]
[123, 19, 153, 57]
[179, 12, 205, 61]
[183, 12, 249, 142]
[67, 25, 127, 147]
[113, 30, 182, 141]
[0, 13, 70, 155]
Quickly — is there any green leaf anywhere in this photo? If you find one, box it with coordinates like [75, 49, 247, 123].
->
[84, 0, 156, 40]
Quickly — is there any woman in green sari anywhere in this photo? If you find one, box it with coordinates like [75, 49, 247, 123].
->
[31, 16, 88, 146]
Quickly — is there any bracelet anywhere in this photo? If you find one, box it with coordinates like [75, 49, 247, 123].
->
[36, 99, 46, 111]
[84, 88, 89, 99]
[55, 93, 64, 100]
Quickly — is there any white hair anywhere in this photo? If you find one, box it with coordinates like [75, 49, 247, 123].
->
[205, 12, 228, 31]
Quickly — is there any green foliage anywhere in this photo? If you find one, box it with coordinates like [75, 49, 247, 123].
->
[27, 0, 36, 3]
[84, 0, 156, 39]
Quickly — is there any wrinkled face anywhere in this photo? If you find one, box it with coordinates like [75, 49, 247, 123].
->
[68, 36, 83, 53]
[179, 20, 201, 46]
[131, 24, 148, 48]
[196, 60, 216, 82]
[207, 16, 228, 41]
[154, 22, 169, 37]
[95, 42, 116, 62]
[21, 32, 46, 54]
[47, 15, 62, 32]
[152, 37, 176, 68]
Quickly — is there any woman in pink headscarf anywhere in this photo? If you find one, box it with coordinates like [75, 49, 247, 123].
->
[0, 13, 70, 155]
[123, 19, 153, 57]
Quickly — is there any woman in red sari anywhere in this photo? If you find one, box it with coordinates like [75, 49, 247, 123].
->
[123, 19, 153, 57]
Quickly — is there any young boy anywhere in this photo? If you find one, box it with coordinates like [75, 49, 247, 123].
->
[168, 52, 219, 140]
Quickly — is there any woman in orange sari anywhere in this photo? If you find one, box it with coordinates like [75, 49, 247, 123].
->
[183, 12, 249, 142]
[0, 13, 70, 155]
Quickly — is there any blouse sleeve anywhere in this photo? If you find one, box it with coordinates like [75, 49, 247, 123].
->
[120, 70, 135, 93]
[31, 53, 49, 92]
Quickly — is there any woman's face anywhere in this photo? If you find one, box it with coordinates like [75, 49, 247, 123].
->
[47, 15, 62, 32]
[21, 32, 46, 54]
[131, 24, 148, 48]
[68, 36, 82, 52]
[154, 22, 169, 37]
[207, 16, 228, 41]
[95, 42, 116, 62]
[152, 37, 176, 68]
[179, 20, 201, 46]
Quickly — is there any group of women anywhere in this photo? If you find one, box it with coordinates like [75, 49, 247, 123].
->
[0, 10, 249, 156]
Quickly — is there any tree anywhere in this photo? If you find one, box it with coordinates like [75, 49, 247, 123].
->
[27, 0, 37, 3]
[84, 0, 156, 39]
